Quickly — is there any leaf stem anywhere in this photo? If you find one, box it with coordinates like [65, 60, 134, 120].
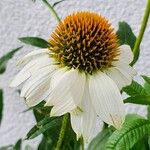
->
[55, 114, 69, 150]
[42, 0, 61, 22]
[133, 0, 150, 60]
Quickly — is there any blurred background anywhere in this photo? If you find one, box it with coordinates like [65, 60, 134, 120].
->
[0, 0, 150, 148]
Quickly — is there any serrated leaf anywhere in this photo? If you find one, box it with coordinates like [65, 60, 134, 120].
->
[53, 0, 67, 7]
[13, 139, 22, 150]
[19, 37, 50, 48]
[143, 76, 150, 120]
[88, 128, 113, 150]
[124, 95, 150, 105]
[123, 80, 147, 96]
[117, 22, 139, 65]
[26, 116, 62, 139]
[131, 139, 147, 150]
[0, 47, 22, 74]
[142, 75, 150, 86]
[0, 89, 3, 124]
[105, 114, 150, 150]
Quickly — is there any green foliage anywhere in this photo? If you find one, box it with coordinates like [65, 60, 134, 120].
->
[143, 75, 150, 120]
[123, 80, 147, 96]
[142, 75, 150, 87]
[0, 145, 13, 150]
[131, 139, 147, 150]
[38, 137, 52, 150]
[0, 89, 3, 124]
[0, 47, 22, 74]
[117, 22, 139, 65]
[25, 145, 33, 150]
[19, 37, 50, 48]
[53, 0, 67, 7]
[105, 114, 150, 150]
[13, 139, 22, 150]
[124, 95, 150, 105]
[26, 116, 62, 139]
[88, 128, 113, 150]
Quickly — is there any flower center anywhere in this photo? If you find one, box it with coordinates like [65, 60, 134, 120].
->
[49, 11, 120, 74]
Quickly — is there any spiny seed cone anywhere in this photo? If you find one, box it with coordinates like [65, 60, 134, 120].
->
[49, 11, 120, 74]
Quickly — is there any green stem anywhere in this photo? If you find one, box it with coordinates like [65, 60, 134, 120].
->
[80, 137, 84, 150]
[55, 114, 69, 150]
[42, 0, 61, 22]
[132, 0, 150, 63]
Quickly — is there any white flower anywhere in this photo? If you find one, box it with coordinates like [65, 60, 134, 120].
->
[10, 12, 136, 142]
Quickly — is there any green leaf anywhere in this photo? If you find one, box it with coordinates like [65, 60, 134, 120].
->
[131, 139, 147, 150]
[123, 80, 147, 96]
[105, 114, 150, 150]
[38, 137, 52, 150]
[0, 89, 3, 124]
[53, 0, 67, 7]
[0, 145, 13, 150]
[142, 75, 150, 95]
[26, 116, 62, 139]
[144, 82, 150, 96]
[13, 139, 22, 150]
[0, 47, 22, 74]
[124, 95, 150, 105]
[25, 145, 33, 150]
[142, 75, 150, 85]
[117, 22, 139, 65]
[19, 37, 50, 48]
[88, 128, 113, 150]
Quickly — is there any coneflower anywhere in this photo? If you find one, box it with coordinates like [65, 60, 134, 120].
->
[10, 11, 136, 142]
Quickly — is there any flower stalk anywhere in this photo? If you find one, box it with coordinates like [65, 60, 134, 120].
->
[132, 0, 150, 64]
[42, 0, 61, 22]
[55, 113, 69, 150]
[80, 137, 84, 150]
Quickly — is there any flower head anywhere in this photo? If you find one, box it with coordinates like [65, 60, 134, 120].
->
[10, 11, 136, 142]
[49, 12, 119, 74]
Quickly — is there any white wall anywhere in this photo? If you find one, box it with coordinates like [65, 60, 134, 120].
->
[0, 0, 150, 148]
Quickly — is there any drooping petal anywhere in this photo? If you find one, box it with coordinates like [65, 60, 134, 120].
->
[25, 77, 51, 107]
[10, 55, 52, 87]
[116, 62, 137, 78]
[89, 71, 125, 129]
[81, 89, 96, 142]
[20, 65, 57, 97]
[71, 79, 96, 142]
[105, 67, 132, 90]
[45, 69, 86, 117]
[17, 49, 50, 65]
[70, 109, 83, 140]
[115, 45, 133, 65]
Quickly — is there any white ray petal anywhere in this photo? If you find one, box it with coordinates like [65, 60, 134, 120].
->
[70, 110, 82, 140]
[17, 49, 50, 65]
[114, 45, 133, 65]
[105, 66, 133, 90]
[89, 71, 125, 129]
[116, 62, 137, 78]
[45, 70, 86, 117]
[25, 77, 51, 107]
[10, 55, 52, 87]
[20, 65, 57, 98]
[71, 80, 96, 142]
[50, 68, 67, 89]
[82, 82, 96, 142]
